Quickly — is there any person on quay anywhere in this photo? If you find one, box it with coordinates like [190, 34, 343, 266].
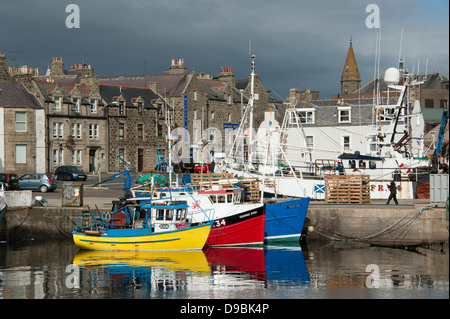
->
[386, 180, 398, 205]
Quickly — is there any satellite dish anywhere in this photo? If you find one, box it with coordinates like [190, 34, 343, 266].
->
[384, 67, 400, 85]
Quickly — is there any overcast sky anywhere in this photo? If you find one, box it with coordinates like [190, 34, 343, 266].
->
[1, 0, 448, 99]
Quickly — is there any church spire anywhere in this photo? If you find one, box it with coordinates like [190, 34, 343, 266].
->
[340, 37, 361, 95]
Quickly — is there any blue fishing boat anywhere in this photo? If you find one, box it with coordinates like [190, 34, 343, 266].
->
[264, 197, 310, 243]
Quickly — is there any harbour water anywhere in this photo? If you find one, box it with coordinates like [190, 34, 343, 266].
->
[0, 239, 448, 300]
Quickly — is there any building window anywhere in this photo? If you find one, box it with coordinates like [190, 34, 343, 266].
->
[342, 136, 350, 151]
[72, 123, 82, 139]
[15, 144, 27, 164]
[72, 150, 82, 165]
[297, 109, 315, 124]
[89, 124, 99, 139]
[119, 123, 124, 140]
[194, 110, 197, 120]
[138, 102, 143, 113]
[338, 107, 351, 123]
[118, 149, 125, 167]
[15, 112, 27, 132]
[119, 101, 125, 115]
[53, 149, 63, 166]
[440, 100, 448, 108]
[90, 99, 97, 113]
[211, 111, 215, 120]
[55, 96, 62, 111]
[138, 124, 143, 141]
[193, 90, 198, 101]
[424, 99, 434, 108]
[228, 113, 232, 122]
[72, 98, 80, 112]
[53, 122, 63, 138]
[228, 94, 232, 105]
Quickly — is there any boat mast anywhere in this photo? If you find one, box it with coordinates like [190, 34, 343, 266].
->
[248, 53, 256, 165]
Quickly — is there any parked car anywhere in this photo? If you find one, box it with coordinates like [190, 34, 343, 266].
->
[55, 166, 88, 181]
[172, 162, 196, 173]
[194, 163, 213, 173]
[0, 173, 19, 190]
[18, 173, 58, 193]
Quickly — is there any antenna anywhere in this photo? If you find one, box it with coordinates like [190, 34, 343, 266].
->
[398, 26, 403, 66]
[417, 41, 420, 76]
[10, 51, 23, 68]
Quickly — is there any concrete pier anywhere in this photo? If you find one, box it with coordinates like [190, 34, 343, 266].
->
[304, 201, 448, 246]
[1, 189, 448, 245]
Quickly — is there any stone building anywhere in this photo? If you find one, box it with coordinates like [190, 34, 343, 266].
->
[0, 53, 45, 174]
[34, 57, 165, 173]
[100, 84, 160, 172]
[34, 58, 108, 174]
[100, 59, 270, 163]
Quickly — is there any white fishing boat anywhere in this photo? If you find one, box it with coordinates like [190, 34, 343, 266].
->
[0, 183, 7, 222]
[223, 54, 431, 200]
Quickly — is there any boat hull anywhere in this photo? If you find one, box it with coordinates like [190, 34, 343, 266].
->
[72, 222, 213, 251]
[206, 206, 265, 246]
[264, 197, 310, 243]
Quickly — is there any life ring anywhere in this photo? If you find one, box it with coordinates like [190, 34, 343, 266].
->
[105, 212, 112, 223]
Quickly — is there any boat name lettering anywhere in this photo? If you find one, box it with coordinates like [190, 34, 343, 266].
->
[239, 211, 257, 219]
[159, 224, 169, 229]
[287, 204, 302, 209]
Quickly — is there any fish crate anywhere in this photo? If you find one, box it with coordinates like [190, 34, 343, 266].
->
[324, 175, 370, 204]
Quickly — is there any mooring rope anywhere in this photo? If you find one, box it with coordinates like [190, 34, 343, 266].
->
[310, 205, 435, 242]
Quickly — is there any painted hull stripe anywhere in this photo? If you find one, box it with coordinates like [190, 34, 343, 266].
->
[79, 237, 180, 244]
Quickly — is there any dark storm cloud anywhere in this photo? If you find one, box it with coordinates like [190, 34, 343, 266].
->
[1, 0, 448, 99]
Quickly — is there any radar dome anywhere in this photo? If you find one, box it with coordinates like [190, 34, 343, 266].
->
[384, 67, 400, 85]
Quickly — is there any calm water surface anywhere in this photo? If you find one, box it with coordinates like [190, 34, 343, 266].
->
[0, 239, 448, 300]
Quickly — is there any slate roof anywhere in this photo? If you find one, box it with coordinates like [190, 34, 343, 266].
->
[100, 74, 193, 97]
[0, 81, 42, 109]
[199, 79, 249, 102]
[355, 72, 448, 94]
[34, 80, 99, 106]
[100, 85, 159, 109]
[34, 75, 80, 86]
[282, 97, 396, 126]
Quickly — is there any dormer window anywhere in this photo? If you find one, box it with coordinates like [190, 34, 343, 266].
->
[55, 96, 62, 111]
[297, 108, 315, 124]
[90, 99, 97, 113]
[138, 102, 143, 113]
[119, 101, 124, 115]
[338, 106, 351, 123]
[72, 98, 80, 112]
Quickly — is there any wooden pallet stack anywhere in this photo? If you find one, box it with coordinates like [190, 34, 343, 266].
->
[240, 178, 261, 202]
[190, 173, 234, 188]
[324, 175, 370, 204]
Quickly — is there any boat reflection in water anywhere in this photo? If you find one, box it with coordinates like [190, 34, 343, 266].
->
[71, 244, 309, 297]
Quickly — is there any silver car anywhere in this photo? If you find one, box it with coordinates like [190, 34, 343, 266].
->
[18, 173, 58, 193]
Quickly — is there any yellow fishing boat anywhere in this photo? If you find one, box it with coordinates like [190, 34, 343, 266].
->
[72, 200, 214, 251]
[72, 250, 211, 274]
